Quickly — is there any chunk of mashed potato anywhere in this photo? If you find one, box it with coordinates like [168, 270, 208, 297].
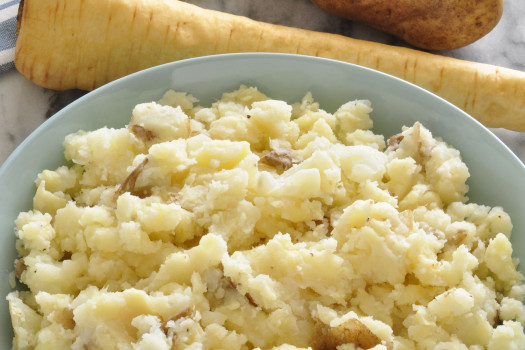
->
[7, 86, 525, 350]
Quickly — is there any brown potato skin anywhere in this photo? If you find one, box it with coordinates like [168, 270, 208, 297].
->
[311, 0, 504, 50]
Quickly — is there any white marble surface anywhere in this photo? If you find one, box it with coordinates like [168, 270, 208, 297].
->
[0, 0, 524, 166]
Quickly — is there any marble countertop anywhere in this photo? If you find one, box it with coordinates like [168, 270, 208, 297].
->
[0, 0, 524, 166]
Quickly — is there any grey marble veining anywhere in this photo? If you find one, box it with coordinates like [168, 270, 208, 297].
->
[0, 0, 524, 166]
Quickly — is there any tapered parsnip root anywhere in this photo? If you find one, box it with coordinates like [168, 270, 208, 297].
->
[15, 0, 525, 131]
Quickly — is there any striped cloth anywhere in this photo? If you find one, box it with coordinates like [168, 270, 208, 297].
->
[0, 0, 20, 73]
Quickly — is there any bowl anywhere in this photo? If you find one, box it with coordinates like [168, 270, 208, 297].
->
[1, 53, 524, 346]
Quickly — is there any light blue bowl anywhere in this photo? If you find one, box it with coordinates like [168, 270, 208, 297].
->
[1, 53, 524, 346]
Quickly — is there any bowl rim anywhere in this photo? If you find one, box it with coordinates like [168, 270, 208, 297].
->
[2, 53, 524, 174]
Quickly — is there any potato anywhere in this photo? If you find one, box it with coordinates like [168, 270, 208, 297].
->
[311, 0, 504, 50]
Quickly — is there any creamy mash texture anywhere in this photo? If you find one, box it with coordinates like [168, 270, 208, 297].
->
[7, 86, 525, 349]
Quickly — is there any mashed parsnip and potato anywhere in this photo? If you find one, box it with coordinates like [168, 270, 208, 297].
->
[7, 86, 525, 349]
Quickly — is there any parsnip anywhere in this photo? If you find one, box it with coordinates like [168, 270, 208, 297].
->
[15, 0, 525, 131]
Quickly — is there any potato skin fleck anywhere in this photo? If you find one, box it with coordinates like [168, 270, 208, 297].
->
[312, 319, 382, 350]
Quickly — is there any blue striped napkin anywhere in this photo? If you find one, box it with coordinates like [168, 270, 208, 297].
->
[0, 0, 20, 73]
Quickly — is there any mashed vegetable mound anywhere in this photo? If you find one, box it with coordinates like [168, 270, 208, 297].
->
[7, 86, 525, 350]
